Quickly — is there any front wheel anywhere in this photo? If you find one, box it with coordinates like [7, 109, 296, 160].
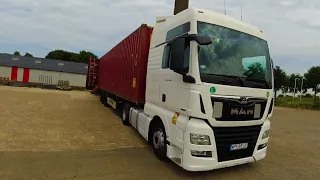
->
[152, 122, 167, 161]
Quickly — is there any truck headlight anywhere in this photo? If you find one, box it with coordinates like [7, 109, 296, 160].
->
[262, 130, 269, 139]
[190, 133, 211, 145]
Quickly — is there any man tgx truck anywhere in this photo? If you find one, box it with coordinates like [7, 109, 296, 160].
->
[88, 8, 274, 171]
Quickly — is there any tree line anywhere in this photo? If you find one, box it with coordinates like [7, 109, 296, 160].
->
[274, 66, 320, 98]
[8, 50, 320, 98]
[10, 50, 98, 64]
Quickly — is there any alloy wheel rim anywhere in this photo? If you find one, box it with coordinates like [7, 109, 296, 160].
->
[153, 128, 164, 150]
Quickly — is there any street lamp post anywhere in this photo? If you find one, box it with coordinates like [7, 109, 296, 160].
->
[293, 78, 299, 102]
[300, 77, 307, 102]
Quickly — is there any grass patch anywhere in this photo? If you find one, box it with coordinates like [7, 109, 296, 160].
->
[275, 96, 320, 110]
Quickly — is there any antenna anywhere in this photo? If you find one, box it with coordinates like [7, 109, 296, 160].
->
[241, 5, 243, 21]
[224, 0, 226, 15]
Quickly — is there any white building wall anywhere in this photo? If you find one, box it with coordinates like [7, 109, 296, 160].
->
[29, 69, 86, 87]
[60, 72, 86, 87]
[0, 66, 11, 78]
[17, 68, 24, 82]
[0, 66, 86, 87]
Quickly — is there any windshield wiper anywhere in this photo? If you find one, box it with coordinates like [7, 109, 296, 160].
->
[202, 73, 244, 87]
[245, 77, 271, 88]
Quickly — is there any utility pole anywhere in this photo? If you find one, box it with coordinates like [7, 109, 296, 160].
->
[293, 78, 299, 102]
[300, 77, 306, 102]
[224, 0, 226, 15]
[241, 5, 243, 21]
[174, 0, 189, 15]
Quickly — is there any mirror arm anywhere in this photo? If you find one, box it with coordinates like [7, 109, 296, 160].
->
[183, 74, 196, 84]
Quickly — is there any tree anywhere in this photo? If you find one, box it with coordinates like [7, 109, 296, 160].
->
[288, 73, 303, 94]
[45, 50, 74, 61]
[45, 50, 98, 63]
[24, 52, 33, 57]
[13, 51, 21, 56]
[304, 66, 320, 98]
[243, 62, 266, 79]
[274, 66, 288, 95]
[77, 50, 98, 63]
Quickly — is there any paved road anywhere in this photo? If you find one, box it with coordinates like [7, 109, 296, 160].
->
[0, 87, 319, 180]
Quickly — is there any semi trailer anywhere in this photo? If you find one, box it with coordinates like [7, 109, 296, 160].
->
[87, 7, 274, 171]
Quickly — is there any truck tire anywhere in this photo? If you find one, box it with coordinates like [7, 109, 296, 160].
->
[101, 91, 110, 107]
[151, 121, 167, 161]
[100, 92, 104, 103]
[103, 97, 110, 107]
[121, 103, 130, 126]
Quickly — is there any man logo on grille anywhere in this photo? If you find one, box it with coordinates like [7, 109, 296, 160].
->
[231, 108, 254, 115]
[239, 97, 249, 104]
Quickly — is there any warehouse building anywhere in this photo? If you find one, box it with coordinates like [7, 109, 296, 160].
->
[0, 53, 88, 88]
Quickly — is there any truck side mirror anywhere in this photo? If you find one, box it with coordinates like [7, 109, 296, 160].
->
[188, 34, 212, 45]
[170, 37, 186, 73]
[194, 35, 212, 45]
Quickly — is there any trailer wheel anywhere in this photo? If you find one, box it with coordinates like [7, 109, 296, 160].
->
[121, 103, 130, 126]
[151, 121, 167, 161]
[103, 96, 110, 107]
[100, 92, 104, 103]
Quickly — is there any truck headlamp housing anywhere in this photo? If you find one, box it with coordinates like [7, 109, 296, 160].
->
[262, 130, 269, 139]
[190, 133, 211, 145]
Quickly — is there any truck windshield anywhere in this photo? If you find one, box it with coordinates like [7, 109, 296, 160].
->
[197, 21, 272, 89]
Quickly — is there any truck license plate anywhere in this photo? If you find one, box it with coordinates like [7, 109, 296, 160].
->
[230, 143, 248, 151]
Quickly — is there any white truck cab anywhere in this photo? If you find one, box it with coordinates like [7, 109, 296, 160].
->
[129, 7, 274, 171]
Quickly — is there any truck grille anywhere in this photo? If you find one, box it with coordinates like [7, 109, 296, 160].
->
[211, 97, 267, 121]
[213, 125, 261, 162]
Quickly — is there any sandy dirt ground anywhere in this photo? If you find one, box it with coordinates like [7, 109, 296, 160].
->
[0, 86, 319, 180]
[0, 86, 146, 151]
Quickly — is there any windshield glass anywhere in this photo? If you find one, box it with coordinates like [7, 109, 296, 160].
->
[197, 21, 272, 89]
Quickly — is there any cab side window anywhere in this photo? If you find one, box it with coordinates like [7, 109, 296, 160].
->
[161, 22, 191, 71]
[162, 45, 171, 69]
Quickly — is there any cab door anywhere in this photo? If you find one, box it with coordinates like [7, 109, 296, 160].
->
[159, 42, 191, 114]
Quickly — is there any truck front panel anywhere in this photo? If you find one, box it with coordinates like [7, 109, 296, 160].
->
[181, 118, 270, 171]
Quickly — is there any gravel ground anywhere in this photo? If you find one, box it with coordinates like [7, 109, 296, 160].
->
[0, 86, 319, 180]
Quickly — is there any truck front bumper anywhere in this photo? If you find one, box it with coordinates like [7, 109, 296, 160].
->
[181, 118, 270, 172]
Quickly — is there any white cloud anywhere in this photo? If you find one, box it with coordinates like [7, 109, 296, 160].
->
[281, 0, 297, 6]
[0, 0, 319, 73]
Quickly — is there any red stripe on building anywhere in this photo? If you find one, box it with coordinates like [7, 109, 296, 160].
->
[11, 66, 18, 81]
[23, 68, 30, 82]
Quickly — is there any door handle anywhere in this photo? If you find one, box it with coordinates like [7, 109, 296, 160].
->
[162, 94, 166, 102]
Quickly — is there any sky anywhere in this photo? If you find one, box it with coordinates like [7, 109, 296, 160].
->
[0, 0, 319, 74]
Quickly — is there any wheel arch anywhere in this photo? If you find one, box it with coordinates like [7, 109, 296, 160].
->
[144, 103, 171, 146]
[147, 115, 171, 145]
